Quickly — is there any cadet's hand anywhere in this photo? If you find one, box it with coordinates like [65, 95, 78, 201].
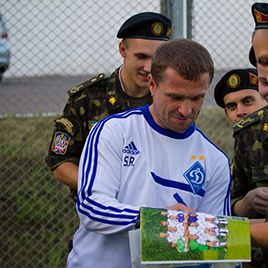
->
[168, 203, 194, 212]
[243, 187, 268, 215]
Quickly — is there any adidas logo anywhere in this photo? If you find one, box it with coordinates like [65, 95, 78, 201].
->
[122, 141, 140, 155]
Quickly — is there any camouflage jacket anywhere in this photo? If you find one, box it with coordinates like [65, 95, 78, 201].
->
[231, 105, 268, 216]
[45, 68, 152, 179]
[231, 105, 268, 267]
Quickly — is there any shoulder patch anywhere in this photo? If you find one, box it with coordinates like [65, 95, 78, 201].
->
[51, 132, 70, 155]
[68, 73, 105, 96]
[55, 117, 74, 134]
[233, 109, 263, 134]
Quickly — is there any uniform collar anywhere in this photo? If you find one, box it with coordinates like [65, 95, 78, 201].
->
[105, 67, 152, 114]
[105, 67, 125, 114]
[141, 105, 196, 139]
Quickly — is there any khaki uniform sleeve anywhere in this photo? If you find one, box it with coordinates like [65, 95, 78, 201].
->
[45, 92, 90, 170]
[45, 74, 110, 170]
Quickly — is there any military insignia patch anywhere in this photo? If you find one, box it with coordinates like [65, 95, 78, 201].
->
[234, 109, 262, 133]
[166, 26, 172, 38]
[249, 72, 258, 86]
[258, 110, 264, 117]
[55, 117, 73, 134]
[183, 161, 205, 195]
[254, 9, 268, 23]
[227, 74, 240, 89]
[109, 96, 117, 106]
[51, 132, 70, 155]
[68, 84, 83, 94]
[151, 22, 163, 36]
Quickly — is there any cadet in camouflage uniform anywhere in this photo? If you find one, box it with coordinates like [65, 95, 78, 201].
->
[232, 107, 268, 268]
[45, 12, 172, 200]
[236, 3, 268, 221]
[232, 109, 268, 219]
[214, 68, 268, 218]
[228, 4, 268, 267]
[214, 68, 268, 267]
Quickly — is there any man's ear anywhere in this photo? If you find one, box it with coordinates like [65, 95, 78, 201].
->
[149, 75, 156, 96]
[119, 41, 126, 58]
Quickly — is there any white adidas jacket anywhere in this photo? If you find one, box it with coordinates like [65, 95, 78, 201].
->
[67, 105, 231, 268]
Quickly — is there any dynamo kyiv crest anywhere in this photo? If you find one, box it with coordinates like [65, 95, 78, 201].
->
[183, 161, 205, 195]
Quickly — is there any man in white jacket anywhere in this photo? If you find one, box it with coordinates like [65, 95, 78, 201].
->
[67, 39, 231, 268]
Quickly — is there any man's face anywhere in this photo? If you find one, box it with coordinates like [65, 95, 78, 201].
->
[223, 89, 267, 124]
[252, 29, 268, 101]
[119, 38, 164, 90]
[149, 67, 210, 133]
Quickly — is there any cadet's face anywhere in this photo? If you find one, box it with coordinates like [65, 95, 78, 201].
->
[119, 38, 165, 89]
[149, 67, 209, 133]
[256, 64, 268, 102]
[252, 30, 268, 101]
[223, 90, 266, 124]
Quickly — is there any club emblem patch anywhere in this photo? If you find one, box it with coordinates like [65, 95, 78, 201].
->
[51, 132, 70, 155]
[183, 161, 205, 195]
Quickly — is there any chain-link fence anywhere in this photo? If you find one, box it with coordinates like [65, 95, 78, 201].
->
[0, 0, 260, 267]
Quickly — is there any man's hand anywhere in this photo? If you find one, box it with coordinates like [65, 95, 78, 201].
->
[244, 187, 268, 214]
[235, 187, 268, 217]
[168, 203, 194, 212]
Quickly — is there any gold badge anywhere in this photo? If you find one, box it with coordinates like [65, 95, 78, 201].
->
[166, 26, 172, 37]
[151, 22, 163, 36]
[227, 74, 240, 89]
[263, 123, 268, 132]
[249, 72, 258, 86]
[109, 96, 117, 106]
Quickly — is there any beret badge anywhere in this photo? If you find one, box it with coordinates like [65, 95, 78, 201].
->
[227, 74, 240, 89]
[151, 22, 163, 36]
[254, 9, 268, 23]
[249, 72, 258, 86]
[166, 26, 172, 37]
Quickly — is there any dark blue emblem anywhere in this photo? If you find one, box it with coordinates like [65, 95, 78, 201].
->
[183, 161, 205, 195]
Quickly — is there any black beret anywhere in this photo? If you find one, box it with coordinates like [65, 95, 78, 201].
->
[249, 46, 256, 67]
[117, 12, 172, 40]
[252, 2, 268, 30]
[249, 3, 268, 66]
[214, 68, 259, 108]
